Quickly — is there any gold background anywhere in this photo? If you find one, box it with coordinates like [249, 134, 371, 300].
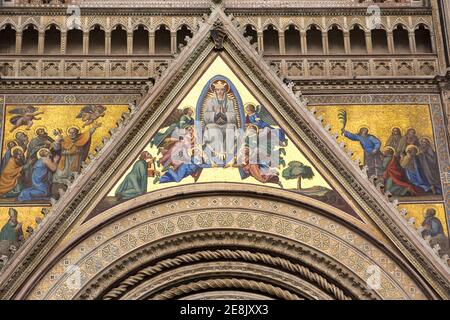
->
[313, 104, 435, 163]
[398, 203, 448, 236]
[109, 57, 331, 196]
[2, 104, 130, 160]
[0, 206, 48, 239]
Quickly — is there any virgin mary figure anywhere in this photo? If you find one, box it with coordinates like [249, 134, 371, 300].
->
[202, 80, 238, 166]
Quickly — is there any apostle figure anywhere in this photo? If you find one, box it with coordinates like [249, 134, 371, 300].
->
[22, 127, 55, 187]
[14, 131, 29, 154]
[203, 80, 238, 166]
[385, 127, 402, 156]
[397, 128, 420, 157]
[0, 146, 25, 198]
[115, 151, 153, 201]
[381, 146, 421, 196]
[0, 208, 23, 243]
[421, 208, 448, 254]
[400, 145, 431, 193]
[1, 141, 18, 175]
[421, 208, 445, 238]
[18, 148, 60, 201]
[52, 123, 100, 184]
[418, 138, 441, 195]
[27, 127, 55, 163]
[342, 127, 382, 178]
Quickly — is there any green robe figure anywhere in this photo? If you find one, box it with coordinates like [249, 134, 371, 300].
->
[0, 208, 23, 243]
[115, 152, 152, 201]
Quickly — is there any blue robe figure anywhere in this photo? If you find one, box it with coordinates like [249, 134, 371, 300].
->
[115, 156, 149, 200]
[342, 128, 382, 177]
[17, 158, 52, 201]
[159, 163, 202, 183]
[400, 146, 431, 193]
[245, 104, 286, 145]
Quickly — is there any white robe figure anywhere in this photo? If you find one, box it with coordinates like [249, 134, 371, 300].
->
[203, 83, 237, 165]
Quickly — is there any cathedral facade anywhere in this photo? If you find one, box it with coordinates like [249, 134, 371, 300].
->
[0, 0, 449, 300]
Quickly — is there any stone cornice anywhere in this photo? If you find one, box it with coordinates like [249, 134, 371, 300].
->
[0, 7, 432, 17]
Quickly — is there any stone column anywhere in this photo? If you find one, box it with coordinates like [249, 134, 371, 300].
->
[387, 31, 394, 53]
[83, 31, 89, 54]
[149, 31, 155, 54]
[300, 30, 307, 54]
[409, 31, 416, 54]
[365, 31, 373, 54]
[105, 31, 111, 54]
[127, 32, 133, 55]
[171, 31, 177, 54]
[322, 31, 328, 54]
[430, 30, 436, 53]
[344, 31, 351, 54]
[38, 31, 44, 54]
[278, 30, 285, 54]
[15, 31, 22, 54]
[61, 31, 67, 54]
[257, 31, 264, 53]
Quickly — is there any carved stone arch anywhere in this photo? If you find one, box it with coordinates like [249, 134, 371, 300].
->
[131, 17, 151, 32]
[280, 18, 300, 31]
[262, 18, 279, 31]
[86, 17, 107, 33]
[327, 22, 344, 32]
[0, 18, 18, 31]
[21, 22, 39, 32]
[174, 17, 195, 32]
[305, 18, 324, 31]
[413, 21, 432, 31]
[390, 18, 410, 32]
[153, 16, 172, 32]
[110, 23, 128, 32]
[349, 20, 368, 33]
[22, 186, 434, 300]
[132, 23, 149, 32]
[21, 17, 40, 31]
[44, 22, 61, 32]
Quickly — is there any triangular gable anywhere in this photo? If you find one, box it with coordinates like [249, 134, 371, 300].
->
[0, 6, 448, 299]
[92, 56, 359, 221]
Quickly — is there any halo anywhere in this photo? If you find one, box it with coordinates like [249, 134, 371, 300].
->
[390, 126, 402, 134]
[244, 102, 257, 111]
[357, 125, 370, 133]
[210, 80, 230, 93]
[405, 144, 419, 153]
[182, 106, 194, 114]
[37, 148, 50, 159]
[405, 127, 417, 134]
[6, 140, 17, 147]
[10, 146, 24, 155]
[14, 130, 27, 140]
[383, 146, 396, 154]
[422, 206, 438, 217]
[34, 126, 47, 135]
[419, 135, 433, 145]
[66, 126, 81, 135]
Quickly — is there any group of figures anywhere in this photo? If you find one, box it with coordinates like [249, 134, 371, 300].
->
[341, 124, 442, 197]
[0, 105, 106, 202]
[115, 77, 288, 201]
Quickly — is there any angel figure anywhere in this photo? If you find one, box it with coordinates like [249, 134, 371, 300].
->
[150, 106, 195, 150]
[8, 106, 44, 132]
[76, 105, 107, 128]
[244, 103, 287, 147]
